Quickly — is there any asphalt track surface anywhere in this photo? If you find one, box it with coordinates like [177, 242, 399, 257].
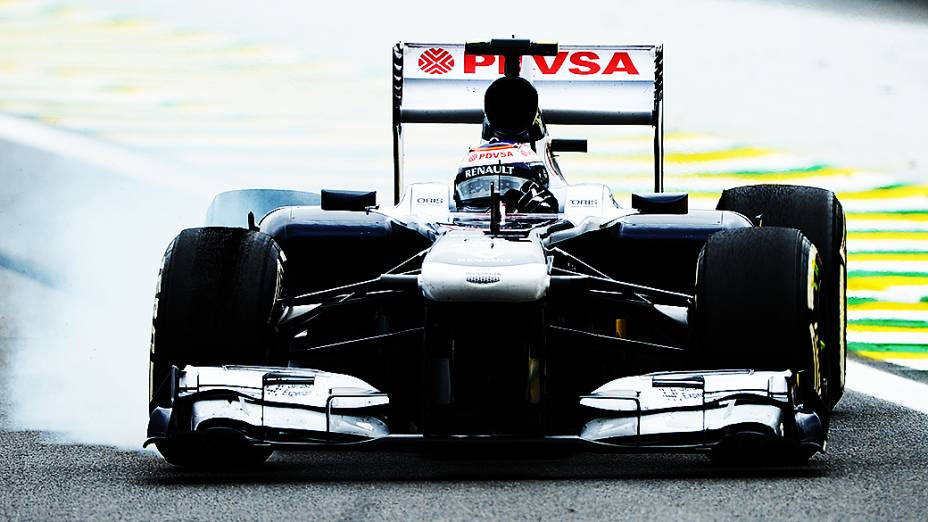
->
[1, 383, 927, 520]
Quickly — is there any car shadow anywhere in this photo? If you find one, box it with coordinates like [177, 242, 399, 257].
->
[139, 447, 828, 486]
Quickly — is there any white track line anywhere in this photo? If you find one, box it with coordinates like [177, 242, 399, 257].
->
[846, 359, 928, 415]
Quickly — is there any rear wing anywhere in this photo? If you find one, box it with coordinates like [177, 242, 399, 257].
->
[391, 42, 664, 203]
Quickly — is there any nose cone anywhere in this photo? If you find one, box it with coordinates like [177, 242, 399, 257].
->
[419, 231, 550, 303]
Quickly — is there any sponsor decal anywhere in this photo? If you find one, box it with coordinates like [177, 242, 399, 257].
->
[465, 272, 502, 285]
[569, 199, 600, 207]
[415, 197, 445, 206]
[659, 387, 702, 401]
[463, 165, 515, 178]
[463, 51, 639, 76]
[456, 256, 513, 264]
[463, 145, 535, 167]
[468, 149, 515, 162]
[418, 47, 455, 75]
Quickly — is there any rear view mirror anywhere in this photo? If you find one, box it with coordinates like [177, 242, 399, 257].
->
[631, 192, 688, 214]
[321, 190, 377, 211]
[550, 138, 588, 153]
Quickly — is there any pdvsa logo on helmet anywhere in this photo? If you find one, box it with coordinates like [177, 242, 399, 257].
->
[470, 150, 515, 161]
[418, 48, 455, 75]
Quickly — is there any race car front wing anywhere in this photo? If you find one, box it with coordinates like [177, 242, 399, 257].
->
[146, 366, 825, 455]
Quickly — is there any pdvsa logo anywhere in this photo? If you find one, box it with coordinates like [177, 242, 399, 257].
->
[470, 150, 515, 161]
[418, 48, 455, 75]
[465, 51, 639, 76]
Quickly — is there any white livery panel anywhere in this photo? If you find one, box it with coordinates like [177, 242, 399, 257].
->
[419, 230, 549, 302]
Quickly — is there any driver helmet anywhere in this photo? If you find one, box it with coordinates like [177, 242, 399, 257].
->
[454, 141, 550, 211]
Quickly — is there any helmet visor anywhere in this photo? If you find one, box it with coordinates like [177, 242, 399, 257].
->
[455, 175, 528, 208]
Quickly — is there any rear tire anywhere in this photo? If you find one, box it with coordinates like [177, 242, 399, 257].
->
[718, 184, 846, 408]
[149, 227, 285, 467]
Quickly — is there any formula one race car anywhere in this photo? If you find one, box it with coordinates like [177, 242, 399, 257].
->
[146, 39, 847, 467]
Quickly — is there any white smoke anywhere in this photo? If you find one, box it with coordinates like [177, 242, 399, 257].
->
[1, 135, 211, 447]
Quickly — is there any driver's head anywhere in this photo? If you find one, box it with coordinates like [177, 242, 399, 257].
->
[454, 141, 550, 210]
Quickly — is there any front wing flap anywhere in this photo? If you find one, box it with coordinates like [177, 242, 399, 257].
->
[579, 370, 824, 451]
[146, 366, 824, 454]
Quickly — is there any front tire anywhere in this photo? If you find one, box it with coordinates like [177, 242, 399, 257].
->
[149, 227, 285, 467]
[694, 227, 822, 376]
[694, 227, 824, 464]
[155, 430, 274, 469]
